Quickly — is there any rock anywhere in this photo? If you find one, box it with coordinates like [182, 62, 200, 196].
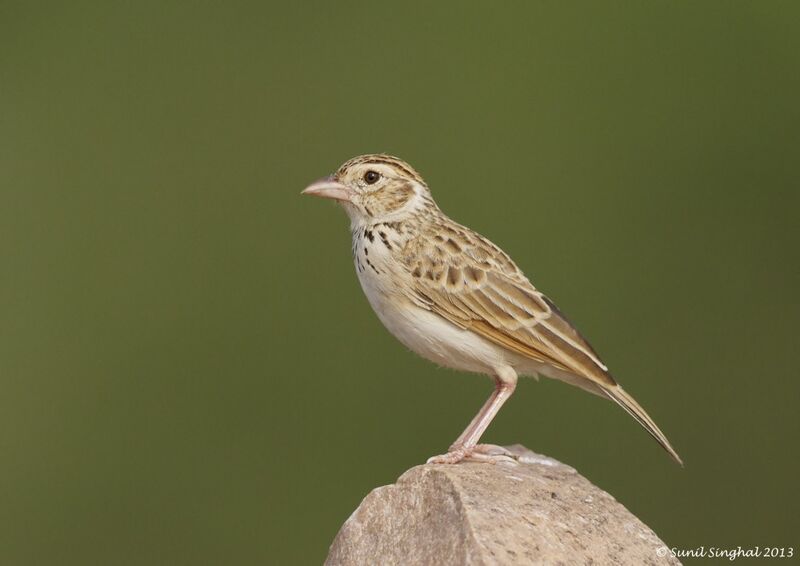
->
[325, 445, 680, 565]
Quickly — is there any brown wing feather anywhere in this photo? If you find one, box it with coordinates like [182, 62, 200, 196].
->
[408, 235, 684, 464]
[406, 227, 615, 387]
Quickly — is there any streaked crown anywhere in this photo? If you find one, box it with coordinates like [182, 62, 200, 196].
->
[336, 154, 426, 186]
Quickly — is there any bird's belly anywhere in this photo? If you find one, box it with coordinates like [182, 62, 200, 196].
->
[355, 265, 510, 375]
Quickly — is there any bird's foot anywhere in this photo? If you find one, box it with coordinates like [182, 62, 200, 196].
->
[427, 443, 520, 465]
[427, 447, 470, 464]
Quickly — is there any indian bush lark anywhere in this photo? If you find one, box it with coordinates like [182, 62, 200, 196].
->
[303, 154, 681, 466]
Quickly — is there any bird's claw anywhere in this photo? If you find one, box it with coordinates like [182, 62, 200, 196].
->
[427, 443, 520, 465]
[427, 447, 469, 464]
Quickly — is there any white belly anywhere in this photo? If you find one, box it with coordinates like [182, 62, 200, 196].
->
[354, 254, 513, 376]
[348, 230, 604, 393]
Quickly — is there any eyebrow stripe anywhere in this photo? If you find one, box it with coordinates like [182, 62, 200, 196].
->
[339, 154, 424, 184]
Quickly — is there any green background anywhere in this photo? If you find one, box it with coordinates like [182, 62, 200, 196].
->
[2, 2, 798, 564]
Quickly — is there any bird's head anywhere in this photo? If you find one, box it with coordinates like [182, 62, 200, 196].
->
[302, 154, 436, 228]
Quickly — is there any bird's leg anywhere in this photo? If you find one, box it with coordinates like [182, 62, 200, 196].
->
[427, 368, 517, 464]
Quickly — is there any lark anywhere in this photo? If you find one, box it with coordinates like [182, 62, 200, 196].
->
[302, 154, 682, 466]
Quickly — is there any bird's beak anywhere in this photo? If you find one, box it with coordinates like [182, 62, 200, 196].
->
[301, 176, 354, 202]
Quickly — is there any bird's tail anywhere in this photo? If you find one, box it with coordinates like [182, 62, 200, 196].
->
[601, 384, 684, 466]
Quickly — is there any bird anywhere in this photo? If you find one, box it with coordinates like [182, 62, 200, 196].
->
[302, 154, 682, 466]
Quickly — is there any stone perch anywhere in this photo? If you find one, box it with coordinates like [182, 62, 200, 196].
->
[326, 445, 680, 565]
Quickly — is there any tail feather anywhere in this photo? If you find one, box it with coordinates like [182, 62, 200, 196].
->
[602, 385, 684, 466]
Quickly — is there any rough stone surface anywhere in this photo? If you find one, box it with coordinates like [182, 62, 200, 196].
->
[326, 445, 680, 566]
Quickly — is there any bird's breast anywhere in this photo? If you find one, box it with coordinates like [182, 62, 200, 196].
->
[350, 228, 513, 375]
[352, 227, 405, 309]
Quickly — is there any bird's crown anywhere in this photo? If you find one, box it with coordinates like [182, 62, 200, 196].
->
[335, 154, 426, 186]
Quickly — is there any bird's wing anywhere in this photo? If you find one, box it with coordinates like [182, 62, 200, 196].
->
[404, 230, 616, 387]
[400, 223, 683, 465]
[404, 224, 683, 465]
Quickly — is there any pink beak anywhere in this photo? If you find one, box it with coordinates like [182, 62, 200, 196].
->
[301, 176, 354, 202]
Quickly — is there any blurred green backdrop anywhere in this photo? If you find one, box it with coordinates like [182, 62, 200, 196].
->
[2, 2, 798, 564]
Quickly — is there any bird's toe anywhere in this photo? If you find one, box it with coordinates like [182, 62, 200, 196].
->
[426, 447, 469, 464]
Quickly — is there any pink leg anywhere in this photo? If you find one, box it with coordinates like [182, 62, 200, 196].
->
[428, 368, 517, 464]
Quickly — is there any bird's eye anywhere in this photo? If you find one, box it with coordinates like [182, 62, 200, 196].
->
[364, 170, 380, 185]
